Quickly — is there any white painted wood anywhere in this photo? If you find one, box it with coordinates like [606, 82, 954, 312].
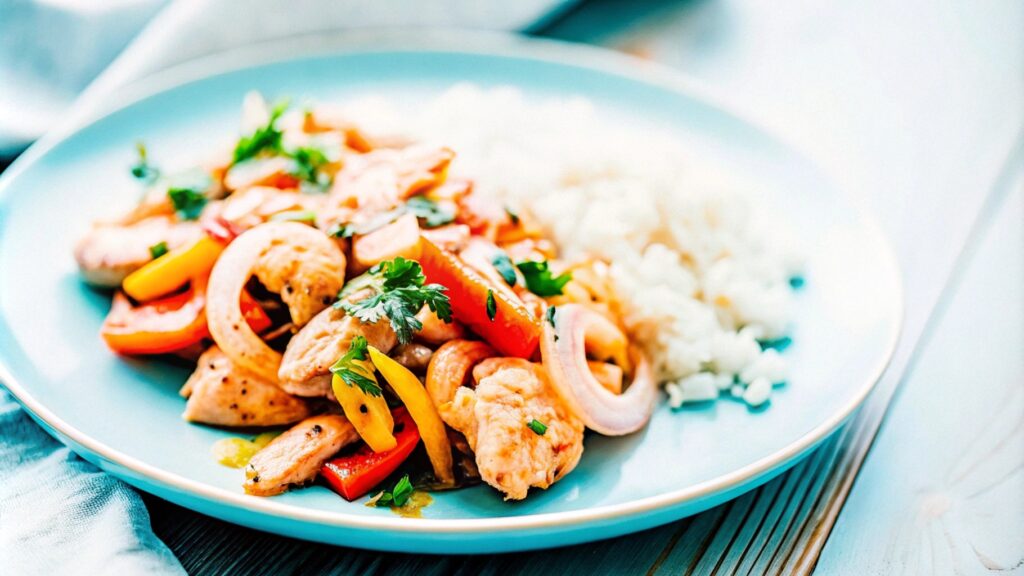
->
[816, 176, 1024, 574]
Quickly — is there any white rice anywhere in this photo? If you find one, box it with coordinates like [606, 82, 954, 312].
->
[339, 85, 801, 408]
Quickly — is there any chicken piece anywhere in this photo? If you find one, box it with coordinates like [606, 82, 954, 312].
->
[224, 156, 299, 192]
[390, 343, 434, 372]
[278, 305, 397, 397]
[216, 186, 319, 232]
[330, 144, 454, 212]
[74, 216, 203, 287]
[439, 359, 584, 500]
[414, 306, 465, 345]
[350, 212, 421, 272]
[246, 223, 346, 327]
[426, 339, 496, 407]
[244, 414, 359, 496]
[420, 223, 471, 252]
[180, 347, 309, 427]
[206, 221, 347, 382]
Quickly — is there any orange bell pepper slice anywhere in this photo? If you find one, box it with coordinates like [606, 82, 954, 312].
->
[418, 238, 540, 359]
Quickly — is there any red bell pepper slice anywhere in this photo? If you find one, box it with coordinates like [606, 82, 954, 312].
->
[418, 238, 540, 358]
[320, 408, 421, 501]
[101, 277, 272, 355]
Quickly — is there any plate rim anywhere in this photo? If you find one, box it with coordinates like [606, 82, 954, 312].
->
[0, 30, 904, 535]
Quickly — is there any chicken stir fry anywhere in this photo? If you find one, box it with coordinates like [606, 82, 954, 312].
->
[79, 93, 655, 505]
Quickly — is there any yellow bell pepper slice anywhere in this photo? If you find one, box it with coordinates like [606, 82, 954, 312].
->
[330, 359, 396, 453]
[123, 235, 225, 302]
[368, 346, 454, 485]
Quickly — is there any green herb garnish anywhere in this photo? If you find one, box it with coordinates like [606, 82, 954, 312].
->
[233, 98, 289, 164]
[527, 419, 548, 436]
[337, 257, 452, 344]
[328, 336, 382, 396]
[491, 252, 517, 286]
[486, 290, 497, 321]
[328, 223, 354, 239]
[289, 145, 332, 192]
[369, 474, 415, 508]
[269, 210, 317, 224]
[516, 260, 572, 297]
[405, 195, 455, 228]
[546, 305, 557, 328]
[167, 184, 208, 220]
[148, 241, 169, 260]
[130, 142, 160, 184]
[505, 205, 520, 225]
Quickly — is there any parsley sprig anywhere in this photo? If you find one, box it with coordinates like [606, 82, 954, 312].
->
[233, 99, 289, 164]
[329, 336, 382, 396]
[336, 258, 452, 344]
[516, 260, 572, 297]
[166, 170, 213, 220]
[368, 474, 414, 508]
[231, 99, 336, 193]
[289, 145, 332, 192]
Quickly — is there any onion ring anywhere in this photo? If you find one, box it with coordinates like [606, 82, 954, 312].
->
[207, 222, 346, 381]
[541, 304, 656, 435]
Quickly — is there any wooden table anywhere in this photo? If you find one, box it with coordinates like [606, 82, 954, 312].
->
[140, 1, 1023, 573]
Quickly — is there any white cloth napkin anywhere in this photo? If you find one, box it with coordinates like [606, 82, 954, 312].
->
[0, 0, 573, 154]
[0, 2, 571, 573]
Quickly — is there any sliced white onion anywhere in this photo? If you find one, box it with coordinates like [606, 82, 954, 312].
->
[207, 222, 345, 382]
[541, 304, 656, 436]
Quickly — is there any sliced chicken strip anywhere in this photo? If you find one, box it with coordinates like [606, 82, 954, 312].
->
[181, 347, 309, 427]
[244, 414, 359, 496]
[439, 359, 584, 500]
[329, 144, 454, 212]
[278, 305, 397, 398]
[74, 216, 203, 287]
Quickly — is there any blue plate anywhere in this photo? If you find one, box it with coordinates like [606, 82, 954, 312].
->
[0, 33, 901, 553]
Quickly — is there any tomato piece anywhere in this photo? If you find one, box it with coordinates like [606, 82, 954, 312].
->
[418, 238, 540, 358]
[102, 278, 272, 355]
[320, 408, 420, 501]
[351, 213, 422, 272]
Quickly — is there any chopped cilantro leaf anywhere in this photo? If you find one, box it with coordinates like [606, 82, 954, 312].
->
[328, 223, 354, 238]
[289, 145, 332, 193]
[546, 305, 557, 328]
[370, 474, 415, 508]
[329, 336, 382, 396]
[167, 185, 208, 220]
[527, 419, 547, 435]
[233, 98, 289, 164]
[486, 289, 497, 321]
[405, 195, 455, 228]
[516, 260, 572, 297]
[269, 210, 317, 224]
[491, 252, 517, 286]
[338, 257, 452, 344]
[130, 142, 160, 184]
[148, 241, 169, 260]
[504, 205, 520, 225]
